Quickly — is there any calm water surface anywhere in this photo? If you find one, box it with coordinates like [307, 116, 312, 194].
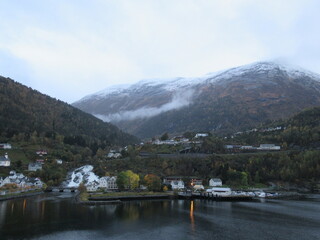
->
[0, 193, 319, 240]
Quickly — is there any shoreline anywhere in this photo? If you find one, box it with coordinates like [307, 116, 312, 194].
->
[76, 190, 306, 205]
[76, 192, 176, 205]
[0, 190, 43, 201]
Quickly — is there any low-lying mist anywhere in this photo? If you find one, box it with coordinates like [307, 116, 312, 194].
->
[95, 89, 195, 122]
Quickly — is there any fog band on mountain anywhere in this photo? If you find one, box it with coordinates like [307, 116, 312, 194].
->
[95, 89, 195, 122]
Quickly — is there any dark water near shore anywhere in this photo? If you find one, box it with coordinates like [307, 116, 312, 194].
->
[0, 193, 319, 240]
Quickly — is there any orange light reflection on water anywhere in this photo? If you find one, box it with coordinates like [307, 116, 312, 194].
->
[23, 199, 26, 216]
[190, 200, 195, 232]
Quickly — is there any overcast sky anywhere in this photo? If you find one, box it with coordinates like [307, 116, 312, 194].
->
[1, 0, 320, 103]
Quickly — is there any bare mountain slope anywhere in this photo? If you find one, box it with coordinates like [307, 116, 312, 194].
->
[73, 62, 320, 139]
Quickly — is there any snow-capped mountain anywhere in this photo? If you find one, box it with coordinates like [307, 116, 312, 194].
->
[64, 165, 99, 187]
[73, 76, 204, 123]
[73, 61, 320, 139]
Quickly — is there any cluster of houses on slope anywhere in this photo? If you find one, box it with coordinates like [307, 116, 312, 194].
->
[230, 126, 285, 139]
[224, 144, 281, 152]
[0, 151, 42, 170]
[0, 148, 63, 172]
[27, 150, 49, 171]
[0, 171, 44, 191]
[27, 159, 63, 171]
[150, 133, 209, 146]
[27, 150, 63, 171]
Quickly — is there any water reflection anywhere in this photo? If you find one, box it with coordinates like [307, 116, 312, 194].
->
[41, 201, 45, 220]
[190, 200, 195, 232]
[0, 194, 319, 240]
[0, 201, 7, 228]
[22, 199, 26, 216]
[11, 202, 14, 214]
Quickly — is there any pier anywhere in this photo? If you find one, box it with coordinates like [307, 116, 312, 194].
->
[178, 192, 253, 201]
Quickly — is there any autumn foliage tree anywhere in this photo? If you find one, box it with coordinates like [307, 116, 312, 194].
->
[143, 174, 161, 191]
[116, 170, 140, 190]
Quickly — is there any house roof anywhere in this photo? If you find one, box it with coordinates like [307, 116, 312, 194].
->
[211, 178, 222, 181]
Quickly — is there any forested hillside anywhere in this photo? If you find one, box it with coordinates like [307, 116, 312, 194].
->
[98, 107, 320, 190]
[0, 76, 138, 146]
[230, 107, 320, 149]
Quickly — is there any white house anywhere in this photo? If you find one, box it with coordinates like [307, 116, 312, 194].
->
[107, 176, 118, 190]
[195, 133, 209, 138]
[163, 177, 185, 190]
[209, 178, 222, 187]
[171, 180, 185, 190]
[99, 176, 109, 188]
[36, 150, 47, 155]
[258, 144, 281, 150]
[0, 143, 12, 149]
[56, 159, 63, 164]
[99, 176, 118, 190]
[107, 150, 122, 159]
[86, 181, 99, 192]
[153, 139, 178, 145]
[0, 153, 10, 167]
[240, 146, 255, 150]
[28, 162, 42, 171]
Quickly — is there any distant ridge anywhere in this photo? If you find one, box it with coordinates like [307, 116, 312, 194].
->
[73, 61, 320, 139]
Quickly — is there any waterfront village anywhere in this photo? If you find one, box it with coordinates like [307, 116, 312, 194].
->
[0, 130, 283, 199]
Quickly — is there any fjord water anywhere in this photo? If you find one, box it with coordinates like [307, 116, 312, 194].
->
[0, 193, 319, 240]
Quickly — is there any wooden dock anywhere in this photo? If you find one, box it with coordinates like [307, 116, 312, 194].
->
[178, 192, 253, 201]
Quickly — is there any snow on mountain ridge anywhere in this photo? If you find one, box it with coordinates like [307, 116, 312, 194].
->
[206, 61, 320, 84]
[100, 76, 203, 95]
[75, 61, 320, 105]
[75, 76, 206, 104]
